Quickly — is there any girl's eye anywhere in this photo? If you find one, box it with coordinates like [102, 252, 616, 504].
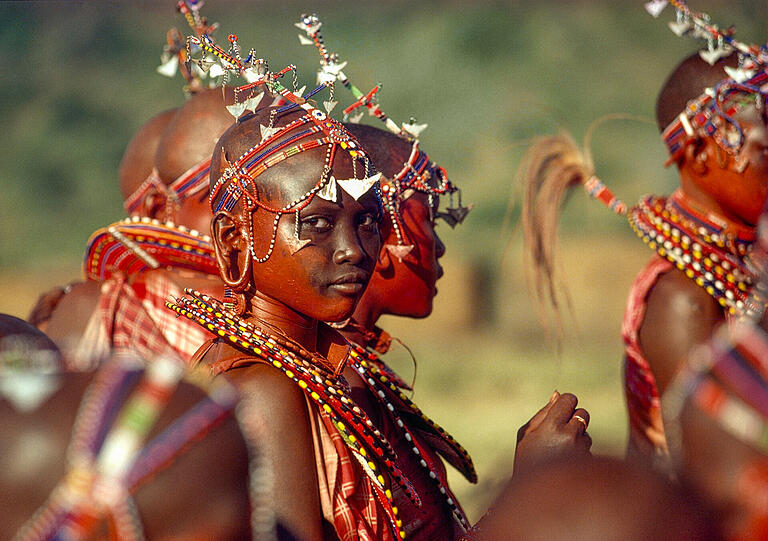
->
[358, 213, 379, 230]
[303, 216, 332, 232]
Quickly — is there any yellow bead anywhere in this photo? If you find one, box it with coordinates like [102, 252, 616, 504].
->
[298, 381, 308, 389]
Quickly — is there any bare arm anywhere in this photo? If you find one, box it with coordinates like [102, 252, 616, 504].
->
[638, 269, 723, 395]
[225, 361, 326, 541]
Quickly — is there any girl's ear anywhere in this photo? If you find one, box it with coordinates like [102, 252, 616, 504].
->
[212, 209, 251, 290]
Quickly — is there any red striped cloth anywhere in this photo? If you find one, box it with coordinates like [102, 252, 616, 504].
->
[622, 255, 673, 460]
[195, 344, 399, 541]
[101, 272, 209, 365]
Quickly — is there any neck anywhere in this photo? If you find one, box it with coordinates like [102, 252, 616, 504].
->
[344, 296, 383, 344]
[151, 267, 224, 297]
[246, 290, 319, 351]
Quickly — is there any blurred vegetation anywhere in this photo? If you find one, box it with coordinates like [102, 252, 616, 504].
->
[2, 0, 768, 520]
[3, 0, 766, 270]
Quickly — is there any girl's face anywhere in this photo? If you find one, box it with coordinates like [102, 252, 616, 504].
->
[246, 152, 382, 322]
[370, 191, 445, 318]
[693, 105, 768, 226]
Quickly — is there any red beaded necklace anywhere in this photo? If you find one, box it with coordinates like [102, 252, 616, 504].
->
[167, 289, 414, 538]
[628, 192, 762, 317]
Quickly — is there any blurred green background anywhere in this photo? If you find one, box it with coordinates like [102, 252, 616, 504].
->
[2, 0, 766, 520]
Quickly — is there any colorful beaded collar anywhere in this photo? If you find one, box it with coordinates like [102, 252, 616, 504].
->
[628, 191, 762, 317]
[295, 13, 472, 259]
[167, 289, 477, 536]
[84, 216, 217, 282]
[167, 289, 415, 539]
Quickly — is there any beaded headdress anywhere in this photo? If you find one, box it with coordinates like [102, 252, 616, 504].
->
[156, 0, 219, 92]
[296, 13, 471, 260]
[124, 1, 218, 216]
[184, 33, 381, 263]
[646, 0, 768, 163]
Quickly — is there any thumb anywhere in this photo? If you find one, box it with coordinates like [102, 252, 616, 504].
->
[518, 390, 559, 442]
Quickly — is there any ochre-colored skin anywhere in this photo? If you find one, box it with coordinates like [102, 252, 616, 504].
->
[204, 106, 382, 541]
[341, 126, 593, 478]
[38, 89, 234, 351]
[118, 108, 178, 202]
[477, 456, 720, 540]
[0, 316, 253, 539]
[633, 53, 768, 458]
[342, 124, 446, 330]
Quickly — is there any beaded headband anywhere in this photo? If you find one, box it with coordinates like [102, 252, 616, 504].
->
[295, 13, 472, 259]
[187, 33, 382, 263]
[123, 157, 211, 217]
[646, 0, 768, 162]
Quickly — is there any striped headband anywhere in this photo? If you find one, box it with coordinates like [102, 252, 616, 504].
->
[123, 157, 211, 216]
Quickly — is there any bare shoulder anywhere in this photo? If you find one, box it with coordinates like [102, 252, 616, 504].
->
[199, 341, 325, 540]
[639, 269, 724, 393]
[44, 281, 103, 344]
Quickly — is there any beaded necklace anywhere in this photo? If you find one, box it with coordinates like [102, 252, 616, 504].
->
[346, 348, 476, 530]
[166, 289, 416, 539]
[627, 192, 762, 317]
[84, 216, 217, 282]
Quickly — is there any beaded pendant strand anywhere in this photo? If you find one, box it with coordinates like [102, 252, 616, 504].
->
[628, 194, 762, 317]
[166, 289, 419, 539]
[347, 348, 476, 529]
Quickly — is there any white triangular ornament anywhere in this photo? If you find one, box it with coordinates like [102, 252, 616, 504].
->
[724, 66, 755, 83]
[336, 173, 382, 200]
[323, 100, 338, 114]
[644, 0, 667, 18]
[668, 21, 691, 37]
[317, 69, 336, 85]
[156, 57, 178, 77]
[385, 244, 414, 262]
[298, 34, 314, 45]
[287, 235, 311, 255]
[401, 122, 428, 138]
[296, 85, 307, 97]
[699, 47, 731, 66]
[226, 102, 247, 119]
[317, 175, 338, 202]
[243, 67, 262, 83]
[348, 111, 364, 124]
[244, 93, 264, 112]
[260, 124, 281, 140]
[209, 63, 226, 78]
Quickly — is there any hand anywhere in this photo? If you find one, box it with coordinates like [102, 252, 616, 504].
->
[513, 391, 592, 477]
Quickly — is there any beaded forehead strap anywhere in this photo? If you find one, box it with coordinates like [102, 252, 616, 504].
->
[156, 0, 219, 92]
[189, 33, 382, 264]
[296, 13, 471, 260]
[123, 158, 211, 216]
[646, 0, 768, 164]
